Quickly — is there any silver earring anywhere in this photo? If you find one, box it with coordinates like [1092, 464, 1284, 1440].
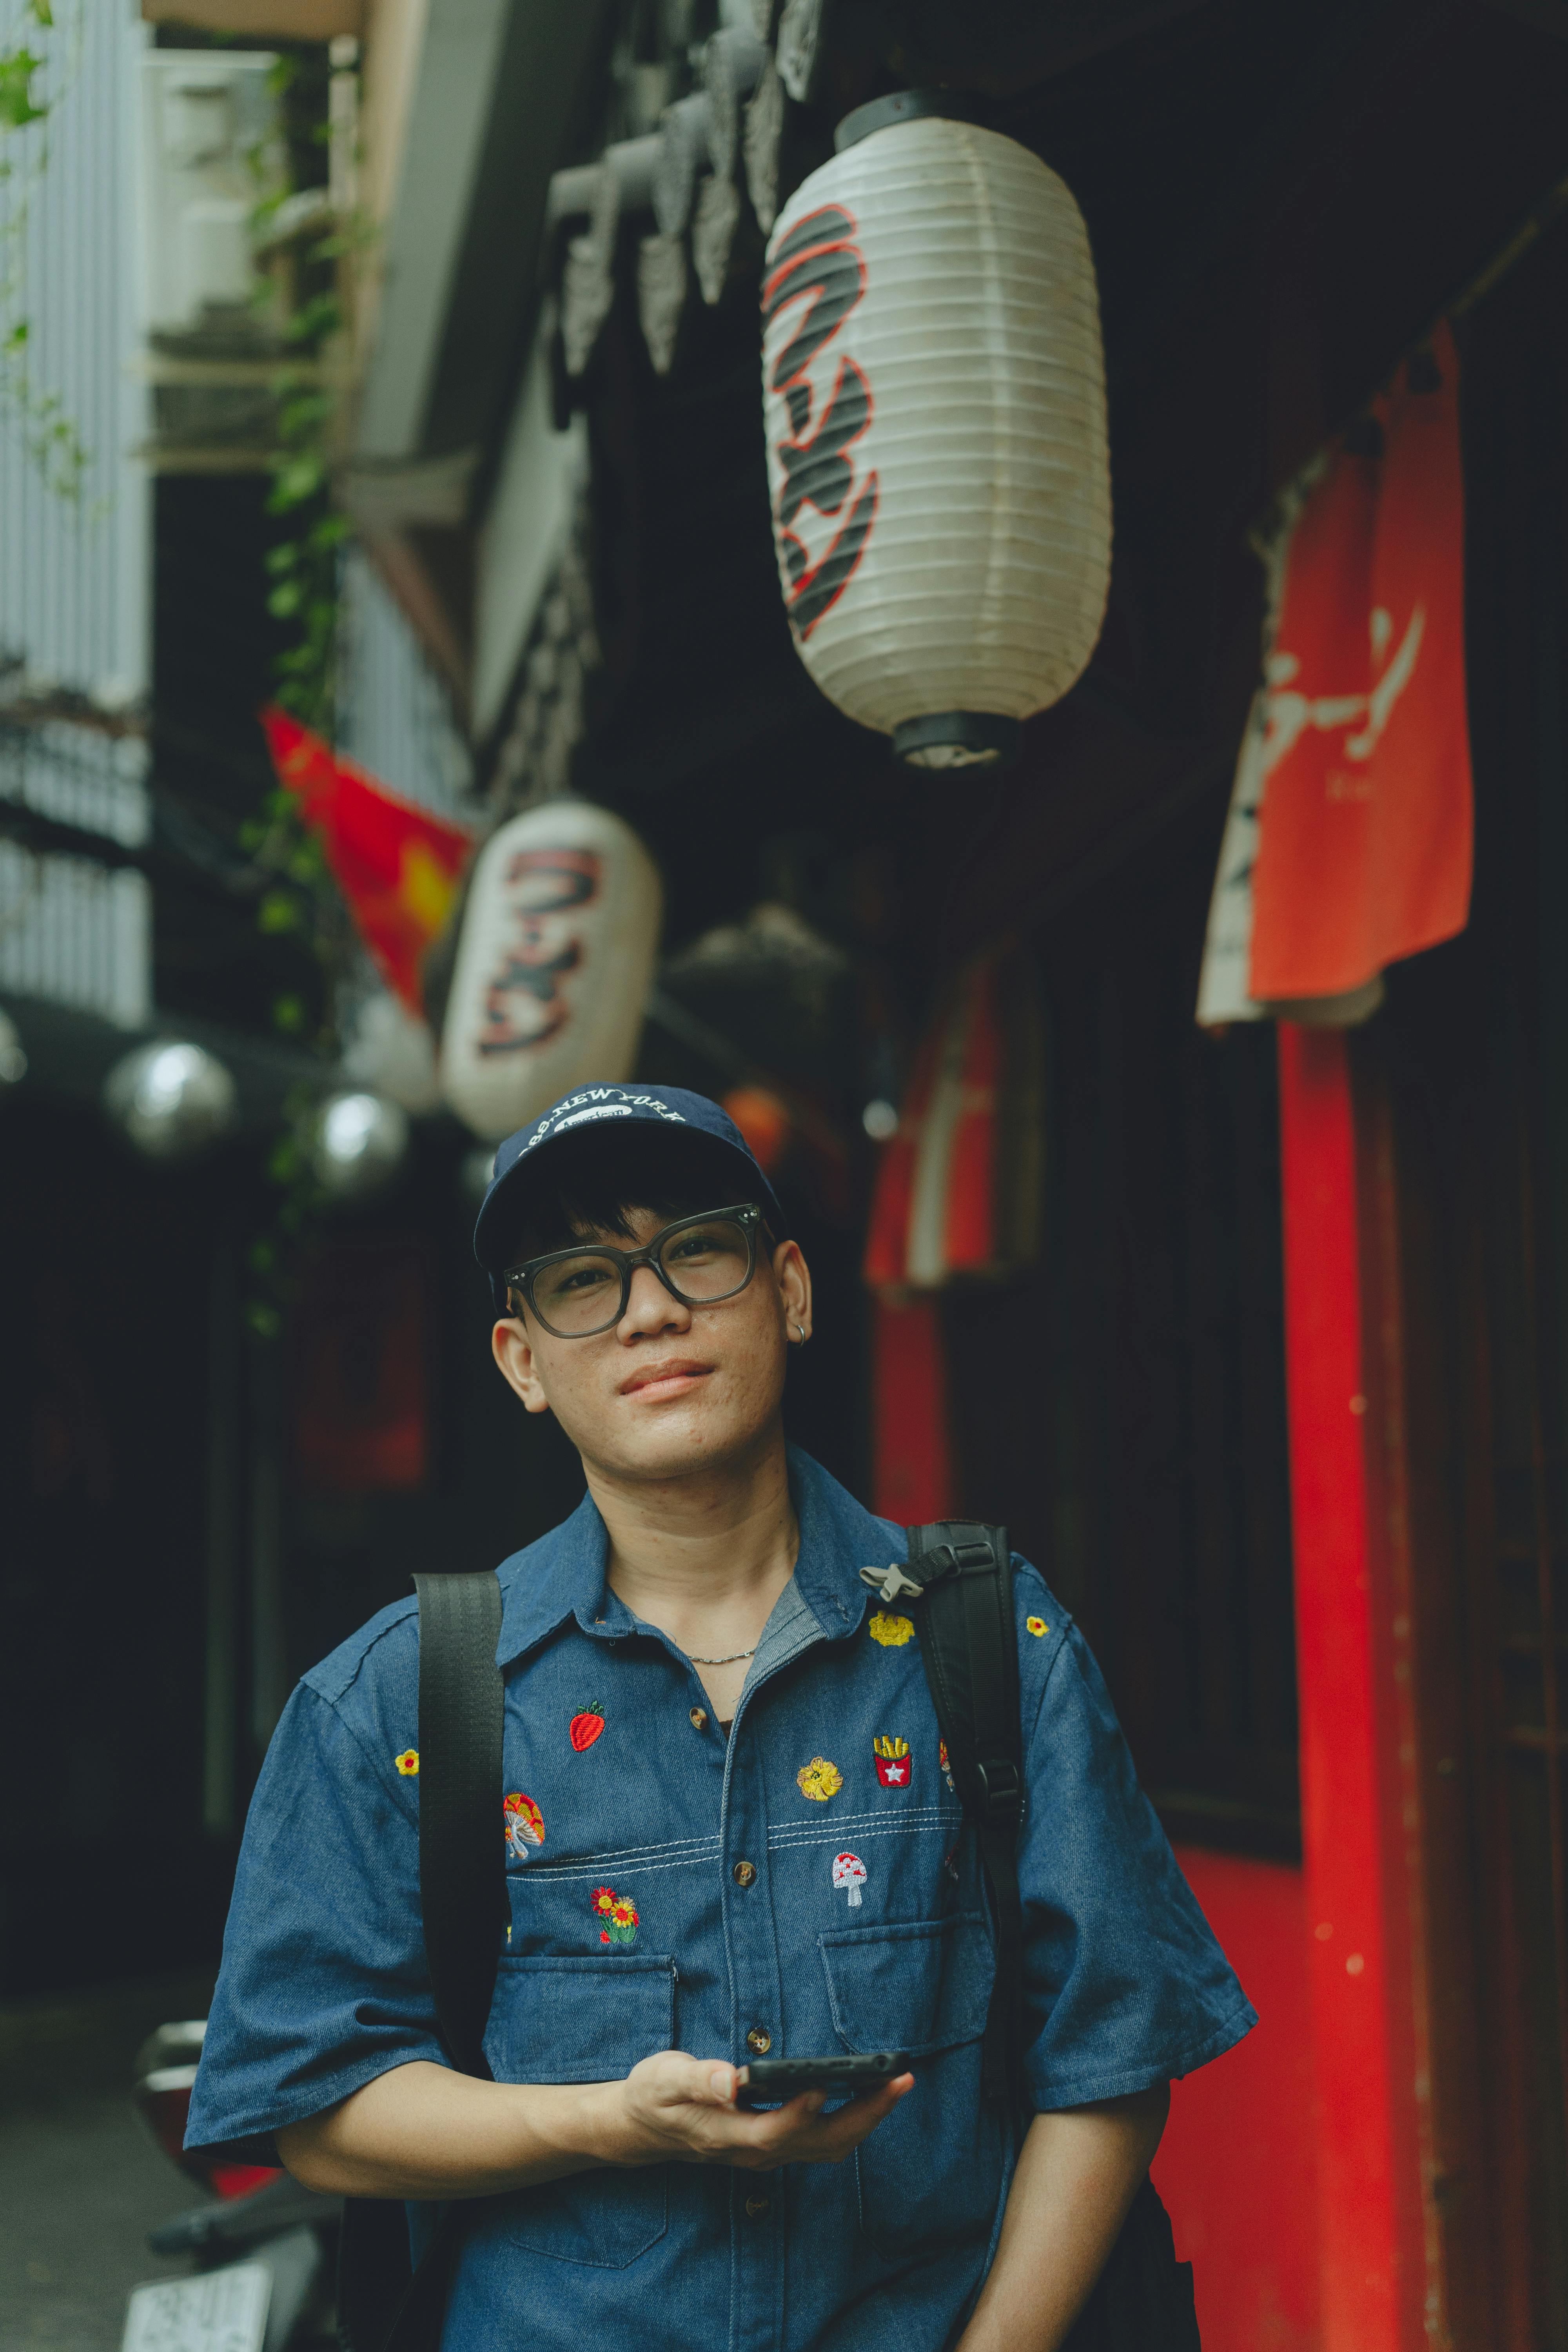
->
[792, 1321, 807, 1344]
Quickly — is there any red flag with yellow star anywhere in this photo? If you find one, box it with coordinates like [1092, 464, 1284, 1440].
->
[261, 706, 474, 1014]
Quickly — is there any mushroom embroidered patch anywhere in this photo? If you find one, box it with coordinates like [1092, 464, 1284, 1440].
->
[593, 1886, 639, 1947]
[868, 1611, 915, 1648]
[569, 1707, 605, 1751]
[939, 1739, 955, 1793]
[832, 1852, 867, 1907]
[394, 1749, 419, 1776]
[503, 1793, 544, 1858]
[797, 1756, 844, 1803]
[873, 1736, 911, 1788]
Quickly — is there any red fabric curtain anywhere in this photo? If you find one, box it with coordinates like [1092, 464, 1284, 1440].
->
[1248, 323, 1472, 1001]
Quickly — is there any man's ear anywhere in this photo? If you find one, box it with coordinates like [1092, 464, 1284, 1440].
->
[772, 1238, 813, 1342]
[492, 1317, 552, 1415]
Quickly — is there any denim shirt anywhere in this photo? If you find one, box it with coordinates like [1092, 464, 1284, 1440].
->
[188, 1448, 1254, 2352]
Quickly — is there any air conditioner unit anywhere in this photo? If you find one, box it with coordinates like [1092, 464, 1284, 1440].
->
[137, 54, 284, 336]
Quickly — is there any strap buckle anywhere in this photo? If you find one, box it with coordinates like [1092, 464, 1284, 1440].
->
[919, 1539, 996, 1581]
[860, 1563, 925, 1605]
[974, 1756, 1022, 1826]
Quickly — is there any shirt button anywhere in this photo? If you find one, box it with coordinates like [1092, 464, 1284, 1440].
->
[746, 2026, 771, 2054]
[732, 1860, 757, 1888]
[690, 1706, 708, 1730]
[744, 2194, 770, 2219]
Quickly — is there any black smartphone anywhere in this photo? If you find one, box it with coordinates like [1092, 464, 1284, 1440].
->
[734, 2052, 910, 2107]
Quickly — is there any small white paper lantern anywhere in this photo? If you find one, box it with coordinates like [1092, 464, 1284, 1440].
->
[761, 93, 1111, 769]
[440, 800, 663, 1143]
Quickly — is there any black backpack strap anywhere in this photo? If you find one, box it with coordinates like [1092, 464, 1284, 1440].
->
[879, 1534, 1200, 2350]
[337, 1572, 506, 2352]
[877, 1523, 1023, 2117]
[413, 1570, 507, 2078]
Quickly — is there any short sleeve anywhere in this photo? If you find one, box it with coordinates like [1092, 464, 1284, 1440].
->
[185, 1680, 444, 2161]
[1016, 1600, 1256, 2111]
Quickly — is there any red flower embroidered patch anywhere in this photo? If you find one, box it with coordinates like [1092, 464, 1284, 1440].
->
[592, 1886, 638, 1947]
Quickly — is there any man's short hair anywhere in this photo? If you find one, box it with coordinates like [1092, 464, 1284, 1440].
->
[502, 1126, 775, 1270]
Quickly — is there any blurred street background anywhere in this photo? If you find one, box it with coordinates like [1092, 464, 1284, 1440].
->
[0, 1979, 214, 2348]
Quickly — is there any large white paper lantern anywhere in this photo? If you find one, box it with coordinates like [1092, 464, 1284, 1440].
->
[440, 800, 663, 1143]
[761, 93, 1111, 769]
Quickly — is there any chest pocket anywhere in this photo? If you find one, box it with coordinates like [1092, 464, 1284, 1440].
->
[486, 1953, 675, 2267]
[819, 1911, 1004, 2263]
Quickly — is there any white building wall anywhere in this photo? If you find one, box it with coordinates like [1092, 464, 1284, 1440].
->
[336, 546, 474, 818]
[0, 0, 152, 1028]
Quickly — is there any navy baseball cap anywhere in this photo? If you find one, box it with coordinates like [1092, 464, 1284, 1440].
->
[473, 1083, 788, 1308]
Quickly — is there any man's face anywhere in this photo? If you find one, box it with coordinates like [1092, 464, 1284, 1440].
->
[491, 1203, 813, 1486]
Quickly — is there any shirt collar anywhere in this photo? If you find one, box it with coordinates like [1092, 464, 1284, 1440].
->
[494, 1445, 902, 1668]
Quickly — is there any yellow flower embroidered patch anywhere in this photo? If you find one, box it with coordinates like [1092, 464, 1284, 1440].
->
[1026, 1616, 1049, 1637]
[869, 1611, 915, 1648]
[797, 1756, 844, 1802]
[394, 1749, 419, 1775]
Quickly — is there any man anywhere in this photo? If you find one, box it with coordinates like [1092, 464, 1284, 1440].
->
[188, 1083, 1254, 2352]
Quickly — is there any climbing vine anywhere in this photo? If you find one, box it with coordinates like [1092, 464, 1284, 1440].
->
[0, 0, 89, 499]
[237, 47, 372, 1334]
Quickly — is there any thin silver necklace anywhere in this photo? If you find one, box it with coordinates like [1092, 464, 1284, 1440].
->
[689, 1645, 757, 1666]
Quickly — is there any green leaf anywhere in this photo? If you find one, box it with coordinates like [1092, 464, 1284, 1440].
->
[285, 293, 343, 348]
[258, 887, 304, 934]
[0, 50, 47, 130]
[272, 992, 308, 1034]
[267, 452, 325, 510]
[245, 1301, 282, 1340]
[265, 542, 299, 575]
[267, 1130, 301, 1183]
[27, 0, 53, 27]
[279, 391, 333, 438]
[267, 579, 303, 618]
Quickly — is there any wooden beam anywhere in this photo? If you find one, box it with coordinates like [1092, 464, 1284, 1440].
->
[141, 0, 363, 33]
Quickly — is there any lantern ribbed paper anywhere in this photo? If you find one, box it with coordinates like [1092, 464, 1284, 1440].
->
[440, 802, 663, 1144]
[761, 105, 1111, 768]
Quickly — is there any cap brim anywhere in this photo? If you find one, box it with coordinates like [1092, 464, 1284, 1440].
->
[475, 1119, 787, 1303]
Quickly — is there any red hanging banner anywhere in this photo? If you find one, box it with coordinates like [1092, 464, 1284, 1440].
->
[261, 706, 474, 1015]
[1198, 324, 1472, 1021]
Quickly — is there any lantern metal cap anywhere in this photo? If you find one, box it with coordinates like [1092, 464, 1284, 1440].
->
[834, 88, 995, 154]
[893, 712, 1021, 772]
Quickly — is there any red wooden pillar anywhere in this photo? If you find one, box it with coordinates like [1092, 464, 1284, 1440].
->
[1276, 1024, 1431, 2352]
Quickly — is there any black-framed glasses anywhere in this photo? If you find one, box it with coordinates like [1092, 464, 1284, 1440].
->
[504, 1204, 767, 1339]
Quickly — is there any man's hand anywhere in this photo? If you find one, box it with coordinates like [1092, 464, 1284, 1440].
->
[278, 2053, 911, 2202]
[609, 2052, 912, 2171]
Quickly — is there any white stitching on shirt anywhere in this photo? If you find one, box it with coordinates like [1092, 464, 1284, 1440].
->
[768, 1807, 955, 1842]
